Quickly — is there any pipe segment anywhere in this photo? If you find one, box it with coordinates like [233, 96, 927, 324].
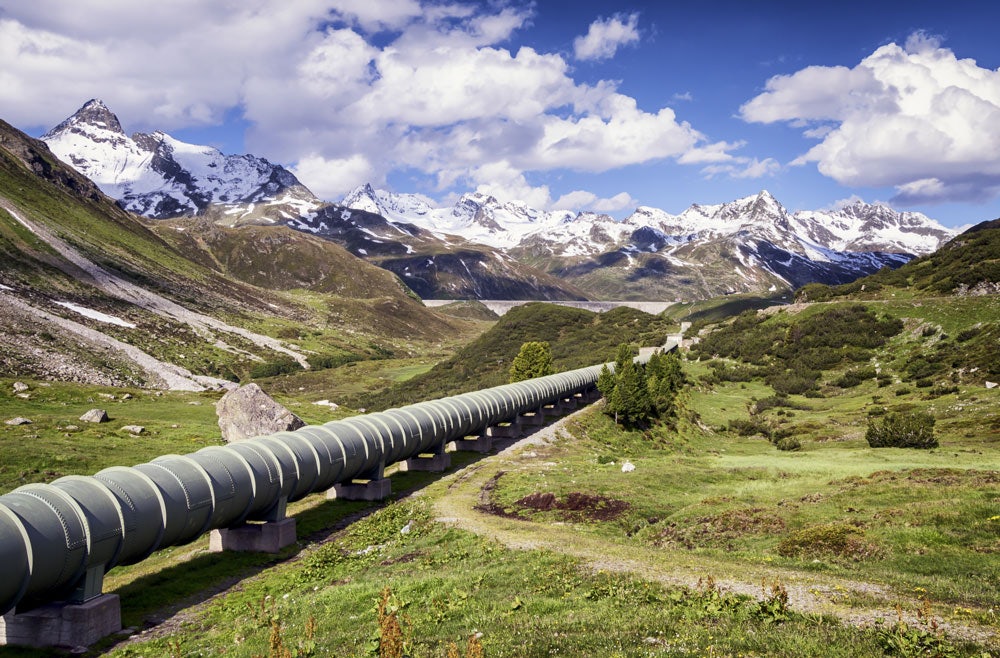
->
[0, 360, 616, 615]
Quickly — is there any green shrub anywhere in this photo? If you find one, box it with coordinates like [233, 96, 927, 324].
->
[250, 357, 304, 379]
[956, 326, 981, 342]
[768, 370, 819, 395]
[307, 353, 361, 370]
[776, 523, 879, 560]
[728, 417, 773, 439]
[866, 412, 938, 449]
[775, 437, 801, 451]
[832, 366, 876, 388]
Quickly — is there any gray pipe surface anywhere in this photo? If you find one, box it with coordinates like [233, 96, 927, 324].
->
[0, 361, 611, 614]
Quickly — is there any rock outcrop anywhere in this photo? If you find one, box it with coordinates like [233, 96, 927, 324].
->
[216, 383, 304, 443]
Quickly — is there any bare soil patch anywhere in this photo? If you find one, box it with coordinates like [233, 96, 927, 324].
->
[474, 472, 631, 522]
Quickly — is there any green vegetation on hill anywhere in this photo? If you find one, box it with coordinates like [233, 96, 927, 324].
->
[798, 218, 1000, 302]
[691, 304, 903, 395]
[349, 303, 676, 410]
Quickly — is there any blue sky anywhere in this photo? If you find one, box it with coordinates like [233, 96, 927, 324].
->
[2, 0, 999, 227]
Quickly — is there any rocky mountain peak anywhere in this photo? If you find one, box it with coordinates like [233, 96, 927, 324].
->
[42, 100, 320, 221]
[43, 99, 125, 140]
[343, 183, 384, 215]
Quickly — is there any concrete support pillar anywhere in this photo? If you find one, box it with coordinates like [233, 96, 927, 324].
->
[557, 397, 579, 412]
[328, 460, 392, 501]
[517, 410, 546, 426]
[0, 594, 121, 648]
[329, 478, 392, 501]
[485, 423, 521, 438]
[399, 441, 451, 472]
[209, 518, 297, 554]
[449, 435, 493, 453]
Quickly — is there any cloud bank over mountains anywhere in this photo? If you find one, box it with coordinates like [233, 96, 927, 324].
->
[1, 2, 999, 220]
[742, 32, 1000, 206]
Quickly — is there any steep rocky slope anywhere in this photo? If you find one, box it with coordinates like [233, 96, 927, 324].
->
[0, 119, 468, 387]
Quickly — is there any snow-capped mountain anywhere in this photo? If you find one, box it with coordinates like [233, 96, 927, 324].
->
[342, 186, 955, 299]
[343, 186, 952, 259]
[343, 184, 576, 250]
[43, 99, 319, 222]
[39, 100, 958, 302]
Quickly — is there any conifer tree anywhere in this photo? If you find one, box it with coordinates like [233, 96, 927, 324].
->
[612, 358, 653, 427]
[509, 341, 554, 382]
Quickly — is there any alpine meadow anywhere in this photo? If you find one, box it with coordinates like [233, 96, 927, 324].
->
[1, 2, 999, 656]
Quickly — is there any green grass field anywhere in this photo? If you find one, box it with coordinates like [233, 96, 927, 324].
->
[1, 293, 998, 657]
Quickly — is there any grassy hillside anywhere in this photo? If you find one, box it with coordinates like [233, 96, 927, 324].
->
[348, 302, 677, 409]
[1, 260, 998, 655]
[0, 119, 478, 385]
[798, 218, 1000, 302]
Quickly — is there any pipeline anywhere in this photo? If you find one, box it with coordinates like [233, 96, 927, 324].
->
[0, 362, 611, 615]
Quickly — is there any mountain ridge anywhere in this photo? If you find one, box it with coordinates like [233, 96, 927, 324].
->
[0, 116, 471, 387]
[39, 100, 958, 301]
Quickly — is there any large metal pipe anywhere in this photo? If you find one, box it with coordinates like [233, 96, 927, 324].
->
[0, 361, 611, 614]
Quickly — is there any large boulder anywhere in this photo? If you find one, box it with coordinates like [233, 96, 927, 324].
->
[216, 383, 305, 443]
[80, 409, 109, 423]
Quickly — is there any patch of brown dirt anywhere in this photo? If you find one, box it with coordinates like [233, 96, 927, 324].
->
[517, 492, 557, 510]
[553, 492, 630, 521]
[474, 475, 631, 522]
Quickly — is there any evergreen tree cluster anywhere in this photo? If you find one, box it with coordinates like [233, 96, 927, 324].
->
[691, 304, 903, 395]
[596, 344, 685, 428]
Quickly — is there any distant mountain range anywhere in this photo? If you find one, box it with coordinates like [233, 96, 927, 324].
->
[42, 100, 957, 301]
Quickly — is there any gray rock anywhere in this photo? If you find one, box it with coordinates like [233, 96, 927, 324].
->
[121, 425, 145, 435]
[216, 383, 305, 443]
[12, 381, 29, 393]
[80, 409, 109, 423]
[5, 417, 32, 426]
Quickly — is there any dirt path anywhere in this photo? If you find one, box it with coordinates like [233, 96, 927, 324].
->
[431, 407, 997, 645]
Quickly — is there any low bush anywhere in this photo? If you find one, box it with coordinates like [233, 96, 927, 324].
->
[752, 395, 810, 414]
[728, 418, 773, 438]
[776, 523, 880, 560]
[768, 369, 819, 395]
[832, 366, 876, 388]
[250, 357, 304, 379]
[775, 437, 801, 451]
[866, 412, 938, 449]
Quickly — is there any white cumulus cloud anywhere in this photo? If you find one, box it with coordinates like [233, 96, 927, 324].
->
[0, 1, 740, 204]
[741, 32, 1000, 204]
[573, 13, 640, 61]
